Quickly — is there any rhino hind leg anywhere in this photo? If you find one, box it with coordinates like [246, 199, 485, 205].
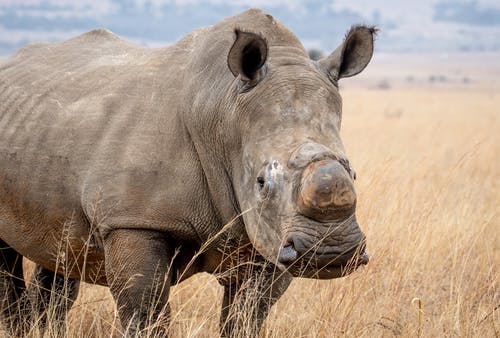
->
[24, 264, 80, 335]
[0, 238, 27, 335]
[219, 262, 292, 337]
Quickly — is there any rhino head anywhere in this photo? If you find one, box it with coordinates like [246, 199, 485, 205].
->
[226, 25, 376, 279]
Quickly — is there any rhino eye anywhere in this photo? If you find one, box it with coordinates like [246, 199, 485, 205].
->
[257, 176, 265, 189]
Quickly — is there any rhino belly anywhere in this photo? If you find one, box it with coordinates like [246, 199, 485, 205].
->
[0, 179, 107, 284]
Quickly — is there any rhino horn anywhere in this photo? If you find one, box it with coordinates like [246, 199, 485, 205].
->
[297, 159, 356, 222]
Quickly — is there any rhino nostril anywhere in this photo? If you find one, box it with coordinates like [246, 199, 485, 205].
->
[256, 176, 265, 189]
[278, 242, 298, 265]
[359, 251, 370, 265]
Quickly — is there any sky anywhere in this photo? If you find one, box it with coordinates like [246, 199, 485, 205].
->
[1, 0, 500, 57]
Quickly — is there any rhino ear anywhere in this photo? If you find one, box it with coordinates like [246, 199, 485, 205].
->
[228, 29, 268, 82]
[318, 25, 377, 82]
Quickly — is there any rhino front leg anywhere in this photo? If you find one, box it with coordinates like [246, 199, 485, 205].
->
[219, 263, 292, 337]
[104, 229, 173, 337]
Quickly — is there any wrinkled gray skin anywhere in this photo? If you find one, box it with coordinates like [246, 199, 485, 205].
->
[0, 9, 375, 337]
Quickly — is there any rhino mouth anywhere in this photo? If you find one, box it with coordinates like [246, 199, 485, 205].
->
[277, 215, 369, 279]
[280, 246, 369, 279]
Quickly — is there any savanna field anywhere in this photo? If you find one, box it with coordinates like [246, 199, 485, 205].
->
[2, 65, 499, 336]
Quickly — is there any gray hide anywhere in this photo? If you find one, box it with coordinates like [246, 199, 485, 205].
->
[0, 8, 375, 337]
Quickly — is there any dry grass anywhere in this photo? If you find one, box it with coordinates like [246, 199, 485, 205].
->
[3, 87, 499, 337]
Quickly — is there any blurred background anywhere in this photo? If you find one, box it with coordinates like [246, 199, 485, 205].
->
[0, 1, 498, 337]
[1, 0, 500, 88]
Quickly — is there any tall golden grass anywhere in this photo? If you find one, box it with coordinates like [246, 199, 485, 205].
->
[2, 87, 499, 337]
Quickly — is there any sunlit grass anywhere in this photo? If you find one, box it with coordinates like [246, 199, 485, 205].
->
[1, 87, 498, 337]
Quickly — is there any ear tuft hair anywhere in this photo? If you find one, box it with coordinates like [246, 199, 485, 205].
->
[345, 25, 379, 40]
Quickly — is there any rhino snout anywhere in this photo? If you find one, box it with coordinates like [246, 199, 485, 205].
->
[297, 159, 356, 222]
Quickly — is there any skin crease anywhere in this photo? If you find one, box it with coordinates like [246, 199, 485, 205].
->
[0, 8, 375, 337]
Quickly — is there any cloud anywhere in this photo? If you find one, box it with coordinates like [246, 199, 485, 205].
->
[434, 1, 500, 26]
[132, 0, 304, 10]
[0, 24, 83, 45]
[0, 0, 499, 55]
[330, 0, 500, 21]
[13, 8, 109, 19]
[0, 0, 120, 17]
[330, 0, 500, 51]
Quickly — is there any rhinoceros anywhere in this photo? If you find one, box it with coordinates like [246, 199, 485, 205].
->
[0, 8, 375, 337]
